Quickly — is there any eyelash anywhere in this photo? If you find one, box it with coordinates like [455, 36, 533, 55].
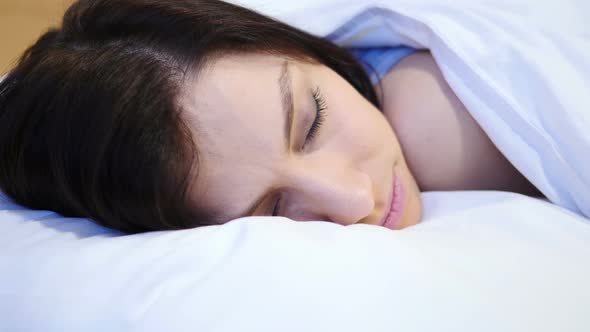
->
[305, 86, 327, 147]
[272, 196, 282, 217]
[272, 87, 327, 216]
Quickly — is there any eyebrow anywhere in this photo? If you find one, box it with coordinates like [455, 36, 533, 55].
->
[279, 60, 294, 152]
[240, 60, 294, 217]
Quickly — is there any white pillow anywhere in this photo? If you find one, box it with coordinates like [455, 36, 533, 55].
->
[1, 190, 589, 332]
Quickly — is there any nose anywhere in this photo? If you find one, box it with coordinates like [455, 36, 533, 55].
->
[284, 157, 375, 225]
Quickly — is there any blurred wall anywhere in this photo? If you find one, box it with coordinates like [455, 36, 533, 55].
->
[0, 0, 73, 74]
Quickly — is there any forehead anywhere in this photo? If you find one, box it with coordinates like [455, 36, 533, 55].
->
[183, 53, 287, 151]
[180, 53, 291, 219]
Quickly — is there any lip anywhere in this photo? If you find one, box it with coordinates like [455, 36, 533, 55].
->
[379, 172, 406, 230]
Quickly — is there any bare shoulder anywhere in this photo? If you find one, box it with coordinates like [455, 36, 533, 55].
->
[379, 51, 541, 195]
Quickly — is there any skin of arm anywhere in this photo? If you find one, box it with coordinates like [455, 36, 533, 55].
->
[378, 51, 542, 196]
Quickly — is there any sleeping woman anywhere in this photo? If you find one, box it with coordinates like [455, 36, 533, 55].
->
[0, 0, 543, 233]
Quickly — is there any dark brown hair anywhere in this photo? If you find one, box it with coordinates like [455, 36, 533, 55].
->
[0, 0, 378, 233]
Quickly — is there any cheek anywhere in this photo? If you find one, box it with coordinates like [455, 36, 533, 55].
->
[311, 65, 398, 156]
[329, 95, 394, 152]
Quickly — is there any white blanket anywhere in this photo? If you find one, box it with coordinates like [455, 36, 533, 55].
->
[234, 0, 590, 219]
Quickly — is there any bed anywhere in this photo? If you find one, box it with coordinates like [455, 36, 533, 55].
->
[1, 0, 590, 331]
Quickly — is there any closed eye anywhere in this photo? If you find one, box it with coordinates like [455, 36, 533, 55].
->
[271, 87, 327, 217]
[271, 195, 282, 216]
[304, 86, 327, 148]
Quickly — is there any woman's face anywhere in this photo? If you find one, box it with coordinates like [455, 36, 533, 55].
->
[181, 53, 422, 230]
